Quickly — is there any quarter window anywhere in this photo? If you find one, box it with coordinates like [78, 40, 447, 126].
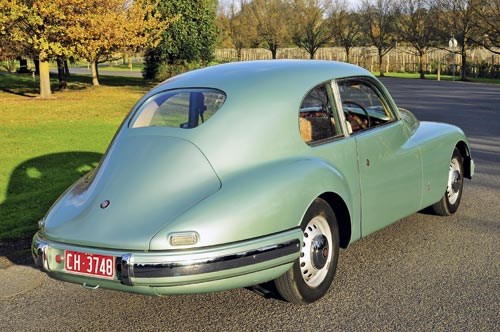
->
[130, 89, 226, 129]
[299, 84, 341, 144]
[337, 79, 395, 133]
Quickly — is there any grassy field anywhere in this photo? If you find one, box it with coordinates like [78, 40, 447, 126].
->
[0, 73, 152, 240]
[377, 71, 500, 84]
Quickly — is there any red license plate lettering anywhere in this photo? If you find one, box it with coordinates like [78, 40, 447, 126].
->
[64, 250, 115, 279]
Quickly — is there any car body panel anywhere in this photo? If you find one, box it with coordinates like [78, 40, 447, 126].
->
[44, 134, 221, 250]
[150, 156, 356, 250]
[355, 121, 422, 235]
[411, 122, 472, 209]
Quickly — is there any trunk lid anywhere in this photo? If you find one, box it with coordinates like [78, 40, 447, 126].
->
[43, 135, 221, 251]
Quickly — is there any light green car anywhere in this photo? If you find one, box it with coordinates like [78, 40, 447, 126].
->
[32, 60, 474, 304]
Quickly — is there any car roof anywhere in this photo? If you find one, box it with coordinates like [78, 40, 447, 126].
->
[154, 60, 373, 95]
[130, 61, 376, 176]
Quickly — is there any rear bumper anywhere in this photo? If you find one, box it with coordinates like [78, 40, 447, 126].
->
[32, 229, 301, 295]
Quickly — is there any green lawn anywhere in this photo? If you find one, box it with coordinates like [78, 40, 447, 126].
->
[0, 73, 152, 240]
[374, 71, 500, 84]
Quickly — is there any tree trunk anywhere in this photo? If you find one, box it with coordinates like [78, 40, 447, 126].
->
[270, 46, 277, 59]
[34, 56, 40, 75]
[345, 47, 350, 63]
[236, 48, 242, 61]
[460, 46, 467, 81]
[309, 51, 315, 59]
[57, 57, 67, 90]
[419, 53, 426, 79]
[64, 59, 70, 77]
[378, 51, 384, 77]
[39, 57, 52, 98]
[91, 61, 100, 86]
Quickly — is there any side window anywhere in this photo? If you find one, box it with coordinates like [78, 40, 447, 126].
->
[299, 84, 341, 144]
[337, 79, 395, 133]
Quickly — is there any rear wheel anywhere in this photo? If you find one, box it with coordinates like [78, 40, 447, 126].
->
[432, 148, 464, 216]
[274, 198, 339, 304]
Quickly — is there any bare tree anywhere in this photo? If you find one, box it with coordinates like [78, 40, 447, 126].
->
[327, 0, 362, 63]
[230, 1, 260, 60]
[292, 0, 331, 59]
[249, 0, 292, 59]
[395, 0, 440, 78]
[435, 0, 481, 80]
[472, 0, 500, 53]
[361, 0, 398, 76]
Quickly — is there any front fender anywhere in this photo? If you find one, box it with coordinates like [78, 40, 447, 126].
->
[149, 158, 354, 250]
[416, 122, 472, 208]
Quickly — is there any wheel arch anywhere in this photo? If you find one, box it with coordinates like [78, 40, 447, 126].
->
[455, 140, 472, 179]
[319, 192, 351, 249]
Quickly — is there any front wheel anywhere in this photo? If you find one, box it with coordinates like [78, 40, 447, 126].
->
[274, 198, 339, 304]
[432, 148, 464, 216]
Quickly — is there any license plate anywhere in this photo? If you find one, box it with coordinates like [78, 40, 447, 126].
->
[64, 250, 115, 279]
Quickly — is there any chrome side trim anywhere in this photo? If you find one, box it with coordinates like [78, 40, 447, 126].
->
[131, 239, 300, 279]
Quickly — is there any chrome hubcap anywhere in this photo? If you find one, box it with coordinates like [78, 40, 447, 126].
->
[300, 215, 332, 287]
[447, 158, 462, 205]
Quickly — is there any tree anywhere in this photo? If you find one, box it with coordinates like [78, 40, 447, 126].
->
[472, 0, 500, 53]
[249, 0, 292, 59]
[143, 0, 218, 80]
[68, 0, 168, 86]
[361, 0, 398, 76]
[327, 0, 363, 63]
[292, 0, 331, 59]
[216, 7, 234, 49]
[3, 0, 75, 98]
[395, 0, 440, 78]
[0, 0, 15, 65]
[2, 0, 166, 95]
[435, 0, 481, 80]
[0, 2, 24, 73]
[229, 1, 260, 60]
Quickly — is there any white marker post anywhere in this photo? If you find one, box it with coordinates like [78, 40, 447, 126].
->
[449, 37, 458, 81]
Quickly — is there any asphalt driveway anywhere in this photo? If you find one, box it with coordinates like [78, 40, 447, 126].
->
[1, 77, 498, 332]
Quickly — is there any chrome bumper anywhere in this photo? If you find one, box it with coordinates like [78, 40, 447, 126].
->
[32, 230, 301, 288]
[119, 240, 299, 286]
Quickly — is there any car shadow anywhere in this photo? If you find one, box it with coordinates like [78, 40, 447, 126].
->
[0, 152, 102, 268]
[418, 206, 438, 216]
[245, 281, 286, 302]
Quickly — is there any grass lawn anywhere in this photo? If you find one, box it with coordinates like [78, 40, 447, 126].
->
[0, 73, 152, 240]
[374, 71, 500, 84]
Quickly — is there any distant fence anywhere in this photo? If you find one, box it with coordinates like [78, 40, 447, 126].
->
[215, 46, 500, 78]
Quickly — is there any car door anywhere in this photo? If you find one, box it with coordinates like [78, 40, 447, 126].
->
[298, 82, 362, 242]
[335, 78, 423, 236]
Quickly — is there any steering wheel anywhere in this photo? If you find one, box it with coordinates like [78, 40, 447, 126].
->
[342, 100, 371, 129]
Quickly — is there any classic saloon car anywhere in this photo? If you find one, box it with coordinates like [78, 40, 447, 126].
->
[33, 60, 474, 304]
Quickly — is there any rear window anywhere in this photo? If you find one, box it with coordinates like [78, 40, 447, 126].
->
[130, 88, 226, 128]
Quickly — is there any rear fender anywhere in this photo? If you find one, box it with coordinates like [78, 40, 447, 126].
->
[149, 158, 354, 250]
